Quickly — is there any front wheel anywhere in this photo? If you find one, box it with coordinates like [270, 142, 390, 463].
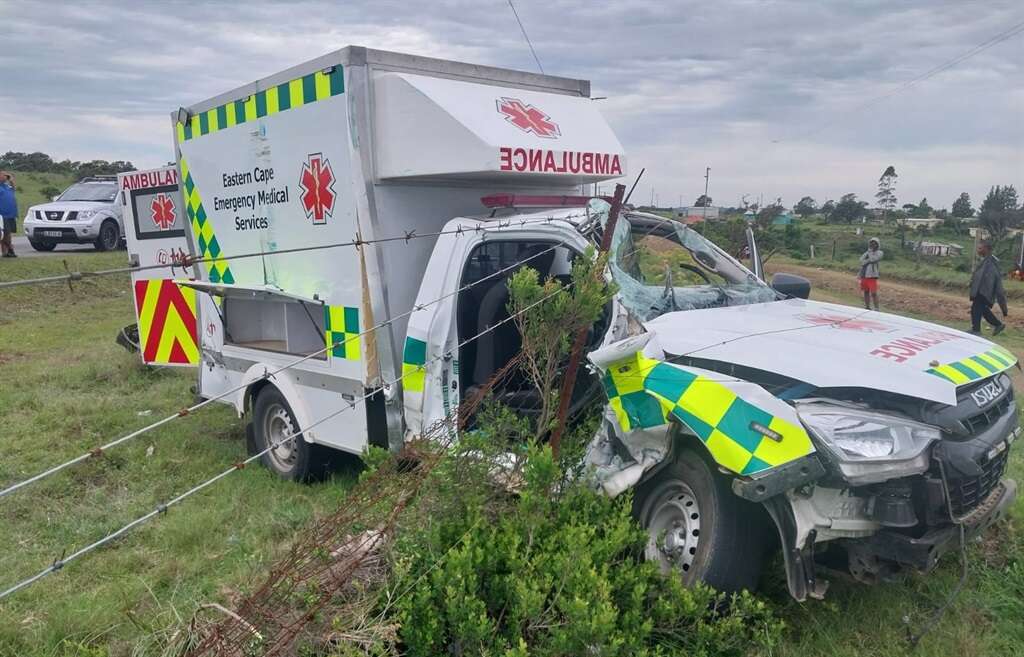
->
[94, 220, 119, 251]
[252, 387, 329, 482]
[634, 448, 768, 593]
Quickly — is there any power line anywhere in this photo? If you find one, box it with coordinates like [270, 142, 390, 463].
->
[507, 0, 545, 74]
[774, 18, 1024, 143]
[0, 238, 581, 500]
[0, 281, 571, 601]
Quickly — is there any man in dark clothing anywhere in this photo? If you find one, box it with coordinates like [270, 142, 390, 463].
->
[0, 171, 18, 258]
[969, 240, 1007, 335]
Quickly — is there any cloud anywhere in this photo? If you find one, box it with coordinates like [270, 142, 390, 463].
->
[0, 0, 1020, 208]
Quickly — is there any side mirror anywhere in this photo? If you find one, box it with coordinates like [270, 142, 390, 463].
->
[771, 272, 811, 299]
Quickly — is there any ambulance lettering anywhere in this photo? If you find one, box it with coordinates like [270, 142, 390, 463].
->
[120, 168, 178, 191]
[869, 330, 964, 363]
[498, 147, 623, 175]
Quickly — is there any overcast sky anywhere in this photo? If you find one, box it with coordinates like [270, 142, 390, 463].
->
[1, 0, 1021, 210]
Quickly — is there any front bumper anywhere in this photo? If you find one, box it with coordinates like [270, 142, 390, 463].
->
[24, 220, 100, 244]
[854, 477, 1016, 571]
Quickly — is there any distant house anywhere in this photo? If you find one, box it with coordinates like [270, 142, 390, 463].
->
[912, 241, 963, 257]
[772, 210, 795, 226]
[903, 217, 944, 230]
[969, 227, 1024, 238]
[675, 206, 721, 222]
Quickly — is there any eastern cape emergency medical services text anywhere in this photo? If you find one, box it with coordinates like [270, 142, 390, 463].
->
[214, 167, 289, 231]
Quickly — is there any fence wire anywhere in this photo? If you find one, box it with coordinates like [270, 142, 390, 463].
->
[0, 212, 589, 290]
[187, 356, 525, 656]
[0, 283, 570, 602]
[0, 240, 577, 500]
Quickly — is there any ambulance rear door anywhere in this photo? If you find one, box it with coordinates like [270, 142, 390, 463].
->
[119, 166, 201, 367]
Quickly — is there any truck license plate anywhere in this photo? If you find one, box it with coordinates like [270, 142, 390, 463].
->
[971, 379, 1003, 407]
[43, 231, 63, 237]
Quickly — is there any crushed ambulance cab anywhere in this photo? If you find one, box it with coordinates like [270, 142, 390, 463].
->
[124, 47, 1016, 600]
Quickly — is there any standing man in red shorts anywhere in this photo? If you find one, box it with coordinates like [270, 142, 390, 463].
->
[858, 238, 882, 310]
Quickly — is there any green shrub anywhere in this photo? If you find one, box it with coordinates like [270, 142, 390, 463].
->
[393, 446, 783, 657]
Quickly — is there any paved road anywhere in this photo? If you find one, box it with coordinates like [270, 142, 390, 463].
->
[8, 234, 100, 258]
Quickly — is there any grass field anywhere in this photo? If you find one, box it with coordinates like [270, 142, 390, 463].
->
[0, 253, 1022, 656]
[0, 254, 358, 655]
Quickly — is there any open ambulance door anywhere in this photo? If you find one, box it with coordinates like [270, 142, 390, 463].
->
[119, 167, 200, 366]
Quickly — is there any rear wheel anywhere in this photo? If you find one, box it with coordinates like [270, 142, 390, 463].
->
[94, 220, 119, 251]
[252, 387, 329, 482]
[28, 239, 56, 252]
[635, 448, 768, 593]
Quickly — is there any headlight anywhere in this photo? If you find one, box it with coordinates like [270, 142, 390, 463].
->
[797, 404, 940, 484]
[78, 210, 97, 220]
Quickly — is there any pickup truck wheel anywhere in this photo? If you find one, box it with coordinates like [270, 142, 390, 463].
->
[252, 387, 328, 482]
[635, 448, 766, 593]
[29, 239, 56, 252]
[94, 220, 119, 251]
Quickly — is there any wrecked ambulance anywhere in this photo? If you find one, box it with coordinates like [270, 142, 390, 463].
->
[124, 47, 1016, 601]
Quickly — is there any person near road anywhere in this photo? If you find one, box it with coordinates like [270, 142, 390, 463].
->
[858, 237, 882, 310]
[0, 171, 17, 258]
[969, 240, 1007, 336]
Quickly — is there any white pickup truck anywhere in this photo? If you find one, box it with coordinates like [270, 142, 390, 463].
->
[121, 46, 1016, 601]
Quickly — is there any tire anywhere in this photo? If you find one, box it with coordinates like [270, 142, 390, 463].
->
[634, 448, 768, 593]
[251, 387, 329, 482]
[29, 239, 56, 252]
[94, 219, 119, 251]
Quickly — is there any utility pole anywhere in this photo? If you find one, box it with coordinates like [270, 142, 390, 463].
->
[701, 167, 710, 233]
[650, 187, 655, 207]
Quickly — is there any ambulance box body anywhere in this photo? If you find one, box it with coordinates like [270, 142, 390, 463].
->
[155, 46, 624, 455]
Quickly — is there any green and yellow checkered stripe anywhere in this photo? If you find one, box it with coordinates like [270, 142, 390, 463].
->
[926, 346, 1017, 385]
[176, 67, 345, 142]
[324, 305, 360, 360]
[402, 337, 427, 393]
[603, 352, 814, 476]
[179, 157, 234, 284]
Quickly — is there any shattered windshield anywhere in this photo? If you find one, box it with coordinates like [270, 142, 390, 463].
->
[609, 212, 778, 321]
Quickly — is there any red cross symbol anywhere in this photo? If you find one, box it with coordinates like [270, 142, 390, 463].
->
[150, 193, 176, 230]
[496, 97, 560, 139]
[299, 153, 336, 225]
[798, 313, 896, 333]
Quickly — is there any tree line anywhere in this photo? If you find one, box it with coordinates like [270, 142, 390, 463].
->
[0, 151, 136, 179]
[786, 165, 1021, 245]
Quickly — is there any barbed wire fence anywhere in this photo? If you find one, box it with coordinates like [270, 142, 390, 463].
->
[0, 279, 572, 602]
[0, 201, 619, 655]
[0, 213, 591, 290]
[185, 356, 525, 656]
[0, 239, 576, 500]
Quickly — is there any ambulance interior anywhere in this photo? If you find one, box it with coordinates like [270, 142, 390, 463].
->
[456, 239, 605, 416]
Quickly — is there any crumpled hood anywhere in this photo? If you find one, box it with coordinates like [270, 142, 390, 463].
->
[645, 298, 1016, 406]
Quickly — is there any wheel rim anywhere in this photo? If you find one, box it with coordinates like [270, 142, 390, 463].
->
[645, 482, 702, 575]
[102, 224, 117, 249]
[263, 403, 299, 473]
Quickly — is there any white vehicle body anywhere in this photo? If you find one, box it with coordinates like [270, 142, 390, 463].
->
[127, 47, 1016, 601]
[23, 177, 125, 251]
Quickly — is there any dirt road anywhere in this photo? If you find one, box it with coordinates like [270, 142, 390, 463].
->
[770, 261, 1024, 331]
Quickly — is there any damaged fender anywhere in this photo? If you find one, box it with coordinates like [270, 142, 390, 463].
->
[586, 333, 816, 482]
